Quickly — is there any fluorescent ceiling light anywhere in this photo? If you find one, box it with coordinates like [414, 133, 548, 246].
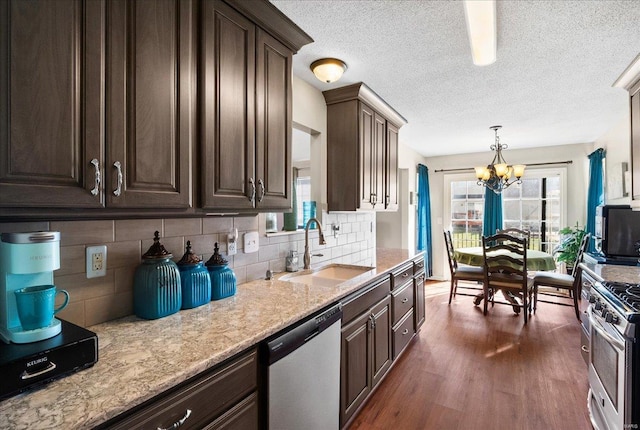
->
[463, 0, 496, 66]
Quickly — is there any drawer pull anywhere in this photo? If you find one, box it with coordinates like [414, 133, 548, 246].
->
[21, 361, 57, 380]
[402, 272, 409, 278]
[158, 409, 191, 430]
[401, 297, 409, 303]
[402, 328, 409, 335]
[581, 345, 590, 354]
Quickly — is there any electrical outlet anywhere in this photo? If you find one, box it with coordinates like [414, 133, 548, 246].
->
[227, 228, 238, 256]
[86, 245, 107, 278]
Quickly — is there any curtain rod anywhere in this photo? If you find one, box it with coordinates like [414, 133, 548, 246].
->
[433, 160, 573, 173]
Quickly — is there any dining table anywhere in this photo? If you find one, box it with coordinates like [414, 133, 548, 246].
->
[453, 246, 557, 310]
[453, 247, 557, 271]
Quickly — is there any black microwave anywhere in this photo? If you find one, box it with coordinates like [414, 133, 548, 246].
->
[595, 205, 640, 257]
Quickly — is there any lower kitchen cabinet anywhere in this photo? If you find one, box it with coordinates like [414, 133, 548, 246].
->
[340, 277, 391, 427]
[98, 349, 258, 430]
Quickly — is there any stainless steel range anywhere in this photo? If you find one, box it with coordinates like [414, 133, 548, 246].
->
[587, 280, 640, 430]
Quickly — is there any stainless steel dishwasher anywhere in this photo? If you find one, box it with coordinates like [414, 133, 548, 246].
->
[265, 303, 342, 430]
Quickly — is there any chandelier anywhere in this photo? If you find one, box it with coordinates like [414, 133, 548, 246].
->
[474, 125, 526, 193]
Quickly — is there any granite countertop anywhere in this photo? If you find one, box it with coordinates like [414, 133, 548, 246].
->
[0, 248, 422, 429]
[581, 262, 640, 284]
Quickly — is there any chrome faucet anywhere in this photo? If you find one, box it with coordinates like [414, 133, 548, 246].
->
[303, 217, 326, 269]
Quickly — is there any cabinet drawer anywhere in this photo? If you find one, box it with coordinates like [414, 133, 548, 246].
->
[392, 263, 413, 290]
[412, 256, 425, 276]
[392, 281, 414, 325]
[392, 310, 415, 359]
[342, 276, 391, 325]
[103, 350, 257, 430]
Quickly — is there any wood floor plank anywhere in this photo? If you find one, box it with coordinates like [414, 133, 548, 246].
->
[348, 282, 592, 430]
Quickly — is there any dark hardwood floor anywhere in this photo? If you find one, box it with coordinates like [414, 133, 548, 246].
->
[348, 281, 592, 430]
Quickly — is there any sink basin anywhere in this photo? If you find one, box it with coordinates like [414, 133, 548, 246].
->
[279, 264, 374, 287]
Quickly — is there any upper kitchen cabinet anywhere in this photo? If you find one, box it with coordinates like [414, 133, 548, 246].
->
[614, 54, 640, 210]
[324, 83, 407, 212]
[200, 0, 312, 211]
[0, 0, 105, 209]
[105, 0, 194, 208]
[0, 0, 194, 212]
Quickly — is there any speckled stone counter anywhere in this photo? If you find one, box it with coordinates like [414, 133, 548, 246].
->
[581, 262, 640, 284]
[0, 248, 421, 430]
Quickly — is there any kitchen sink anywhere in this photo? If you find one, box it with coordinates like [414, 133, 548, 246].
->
[279, 264, 374, 287]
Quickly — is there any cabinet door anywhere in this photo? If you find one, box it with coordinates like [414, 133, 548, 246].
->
[385, 122, 399, 211]
[0, 0, 105, 208]
[631, 87, 640, 201]
[255, 29, 292, 210]
[106, 0, 193, 208]
[373, 112, 386, 210]
[371, 295, 392, 387]
[201, 0, 255, 210]
[340, 311, 371, 426]
[359, 103, 375, 210]
[414, 272, 426, 330]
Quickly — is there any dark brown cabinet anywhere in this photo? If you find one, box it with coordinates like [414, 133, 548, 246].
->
[0, 0, 105, 209]
[0, 0, 311, 217]
[106, 0, 194, 208]
[200, 0, 303, 212]
[340, 276, 392, 426]
[413, 255, 426, 331]
[100, 349, 258, 430]
[324, 83, 406, 212]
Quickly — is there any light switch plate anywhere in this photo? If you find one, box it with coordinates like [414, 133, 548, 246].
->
[244, 231, 259, 253]
[86, 245, 107, 278]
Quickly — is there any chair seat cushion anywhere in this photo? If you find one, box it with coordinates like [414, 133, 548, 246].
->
[489, 273, 534, 291]
[533, 272, 573, 288]
[455, 266, 484, 280]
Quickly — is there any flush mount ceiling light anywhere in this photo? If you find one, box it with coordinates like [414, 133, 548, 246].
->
[463, 0, 496, 66]
[310, 58, 347, 83]
[475, 126, 525, 193]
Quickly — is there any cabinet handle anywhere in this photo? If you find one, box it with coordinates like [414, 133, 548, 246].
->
[581, 345, 590, 354]
[370, 193, 377, 206]
[385, 194, 390, 206]
[401, 297, 409, 303]
[90, 159, 100, 196]
[402, 328, 409, 335]
[113, 161, 123, 197]
[369, 314, 376, 331]
[157, 409, 192, 430]
[248, 178, 256, 204]
[257, 179, 265, 203]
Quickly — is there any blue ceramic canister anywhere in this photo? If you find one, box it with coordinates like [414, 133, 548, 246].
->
[177, 241, 211, 309]
[133, 231, 181, 319]
[205, 242, 237, 300]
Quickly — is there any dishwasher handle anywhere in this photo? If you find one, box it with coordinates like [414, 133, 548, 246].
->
[265, 304, 342, 365]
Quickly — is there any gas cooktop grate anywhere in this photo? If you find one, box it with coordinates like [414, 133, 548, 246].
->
[601, 281, 640, 313]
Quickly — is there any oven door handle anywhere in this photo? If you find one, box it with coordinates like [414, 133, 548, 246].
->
[588, 307, 625, 351]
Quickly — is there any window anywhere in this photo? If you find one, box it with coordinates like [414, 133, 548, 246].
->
[446, 168, 566, 252]
[295, 172, 311, 228]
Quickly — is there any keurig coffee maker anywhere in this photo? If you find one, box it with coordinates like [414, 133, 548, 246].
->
[0, 231, 63, 344]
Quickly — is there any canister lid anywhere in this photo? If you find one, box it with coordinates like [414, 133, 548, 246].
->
[205, 242, 228, 266]
[1, 231, 60, 244]
[177, 240, 201, 266]
[142, 231, 173, 259]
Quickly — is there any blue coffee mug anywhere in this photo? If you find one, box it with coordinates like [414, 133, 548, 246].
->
[14, 285, 70, 331]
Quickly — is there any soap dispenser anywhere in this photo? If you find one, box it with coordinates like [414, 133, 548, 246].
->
[133, 231, 182, 319]
[177, 241, 211, 309]
[206, 243, 237, 300]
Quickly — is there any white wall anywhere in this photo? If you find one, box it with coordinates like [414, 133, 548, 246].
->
[377, 142, 426, 252]
[596, 114, 632, 205]
[424, 142, 592, 280]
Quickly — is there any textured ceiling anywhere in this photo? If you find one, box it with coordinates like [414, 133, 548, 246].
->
[271, 0, 640, 157]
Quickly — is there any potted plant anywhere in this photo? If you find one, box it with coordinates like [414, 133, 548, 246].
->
[554, 222, 588, 275]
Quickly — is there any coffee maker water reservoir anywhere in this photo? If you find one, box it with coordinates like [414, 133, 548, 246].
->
[0, 232, 62, 344]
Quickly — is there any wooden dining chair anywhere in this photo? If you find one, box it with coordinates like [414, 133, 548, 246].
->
[532, 233, 590, 320]
[444, 230, 484, 304]
[482, 233, 535, 323]
[497, 228, 531, 246]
